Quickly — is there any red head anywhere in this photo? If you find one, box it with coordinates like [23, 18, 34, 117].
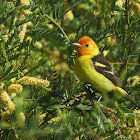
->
[72, 36, 99, 56]
[78, 36, 91, 45]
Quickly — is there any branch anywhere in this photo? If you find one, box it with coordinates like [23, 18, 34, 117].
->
[110, 62, 140, 65]
[39, 7, 70, 43]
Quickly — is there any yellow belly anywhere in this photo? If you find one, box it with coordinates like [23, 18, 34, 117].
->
[75, 56, 115, 93]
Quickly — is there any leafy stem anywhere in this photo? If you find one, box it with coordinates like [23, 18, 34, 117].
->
[39, 7, 70, 43]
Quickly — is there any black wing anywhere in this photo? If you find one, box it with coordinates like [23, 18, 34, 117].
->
[92, 54, 123, 88]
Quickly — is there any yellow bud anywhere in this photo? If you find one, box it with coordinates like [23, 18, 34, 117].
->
[0, 83, 4, 91]
[18, 0, 30, 41]
[133, 110, 140, 114]
[127, 77, 131, 83]
[105, 37, 112, 46]
[1, 111, 10, 121]
[19, 112, 26, 121]
[0, 24, 5, 29]
[16, 112, 26, 128]
[20, 9, 28, 15]
[16, 76, 50, 87]
[111, 11, 120, 15]
[39, 113, 47, 120]
[0, 89, 15, 112]
[20, 0, 30, 5]
[132, 75, 140, 81]
[22, 69, 28, 74]
[103, 50, 110, 57]
[19, 0, 31, 16]
[127, 75, 140, 87]
[48, 116, 60, 124]
[8, 84, 23, 93]
[131, 2, 140, 17]
[25, 36, 32, 43]
[27, 21, 34, 28]
[1, 121, 10, 128]
[7, 101, 15, 112]
[65, 10, 74, 21]
[18, 24, 27, 42]
[10, 78, 16, 83]
[33, 41, 43, 49]
[115, 0, 125, 10]
[47, 24, 53, 29]
[2, 34, 8, 42]
[100, 19, 105, 28]
[64, 0, 74, 21]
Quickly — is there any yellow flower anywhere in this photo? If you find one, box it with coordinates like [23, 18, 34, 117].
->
[25, 36, 32, 43]
[39, 113, 47, 120]
[18, 0, 30, 42]
[0, 90, 15, 112]
[64, 0, 74, 21]
[133, 110, 140, 114]
[10, 78, 16, 83]
[2, 34, 8, 42]
[131, 2, 140, 17]
[19, 0, 30, 16]
[115, 0, 125, 10]
[0, 84, 15, 112]
[18, 24, 27, 42]
[127, 75, 140, 87]
[8, 84, 23, 93]
[111, 11, 120, 16]
[48, 116, 60, 124]
[0, 24, 4, 29]
[19, 112, 26, 121]
[22, 69, 28, 74]
[16, 112, 26, 128]
[20, 0, 30, 5]
[0, 83, 4, 91]
[33, 41, 43, 49]
[1, 111, 10, 121]
[16, 76, 50, 87]
[6, 101, 15, 112]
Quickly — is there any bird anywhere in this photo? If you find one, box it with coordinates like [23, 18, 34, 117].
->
[72, 36, 140, 109]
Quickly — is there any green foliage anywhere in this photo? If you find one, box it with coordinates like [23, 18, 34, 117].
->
[0, 0, 140, 139]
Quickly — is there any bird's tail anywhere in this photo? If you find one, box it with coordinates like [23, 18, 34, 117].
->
[114, 87, 140, 109]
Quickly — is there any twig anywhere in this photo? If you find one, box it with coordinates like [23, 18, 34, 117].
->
[39, 7, 70, 43]
[25, 99, 38, 101]
[111, 18, 117, 43]
[121, 126, 139, 132]
[103, 110, 123, 137]
[110, 62, 139, 65]
[37, 120, 44, 128]
[100, 105, 123, 136]
[124, 0, 130, 24]
[123, 0, 131, 70]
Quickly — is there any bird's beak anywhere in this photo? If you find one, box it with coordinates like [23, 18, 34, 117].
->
[72, 43, 82, 47]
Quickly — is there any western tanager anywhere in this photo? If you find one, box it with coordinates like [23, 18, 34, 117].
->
[72, 36, 140, 109]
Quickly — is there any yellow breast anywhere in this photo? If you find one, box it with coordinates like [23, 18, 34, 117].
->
[74, 56, 115, 93]
[75, 56, 93, 82]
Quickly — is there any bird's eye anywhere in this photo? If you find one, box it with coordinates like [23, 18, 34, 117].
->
[85, 44, 89, 47]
